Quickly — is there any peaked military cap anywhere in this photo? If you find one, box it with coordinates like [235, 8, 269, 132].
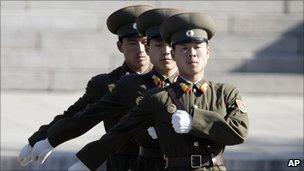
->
[107, 5, 154, 38]
[160, 12, 216, 45]
[136, 8, 183, 39]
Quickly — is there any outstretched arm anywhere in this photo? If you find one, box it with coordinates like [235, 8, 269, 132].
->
[46, 78, 130, 147]
[75, 94, 155, 170]
[20, 76, 108, 166]
[28, 76, 108, 146]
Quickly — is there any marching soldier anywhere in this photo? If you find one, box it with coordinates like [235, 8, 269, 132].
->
[30, 8, 183, 171]
[18, 5, 154, 171]
[72, 12, 249, 171]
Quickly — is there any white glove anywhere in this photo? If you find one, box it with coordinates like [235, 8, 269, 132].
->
[68, 160, 90, 171]
[147, 127, 158, 139]
[18, 144, 33, 166]
[31, 138, 54, 164]
[171, 110, 193, 134]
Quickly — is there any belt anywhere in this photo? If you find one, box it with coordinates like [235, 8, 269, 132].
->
[164, 154, 224, 169]
[139, 147, 164, 158]
[115, 145, 139, 155]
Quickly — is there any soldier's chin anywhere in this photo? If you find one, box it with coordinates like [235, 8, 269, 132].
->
[163, 62, 175, 69]
[136, 58, 148, 65]
[188, 66, 202, 73]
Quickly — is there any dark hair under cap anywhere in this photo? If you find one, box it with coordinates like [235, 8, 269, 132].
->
[136, 8, 183, 39]
[160, 12, 216, 45]
[106, 5, 154, 38]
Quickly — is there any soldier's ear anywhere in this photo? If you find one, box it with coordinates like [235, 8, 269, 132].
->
[207, 45, 211, 59]
[171, 49, 176, 60]
[145, 44, 150, 55]
[117, 41, 123, 53]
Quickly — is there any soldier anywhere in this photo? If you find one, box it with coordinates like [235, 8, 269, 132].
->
[29, 8, 183, 171]
[71, 12, 249, 171]
[18, 5, 154, 171]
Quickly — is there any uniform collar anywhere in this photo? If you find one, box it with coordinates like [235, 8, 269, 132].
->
[179, 74, 205, 85]
[150, 67, 178, 87]
[176, 75, 209, 94]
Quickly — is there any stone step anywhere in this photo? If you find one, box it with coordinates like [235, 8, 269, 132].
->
[211, 34, 302, 54]
[158, 1, 302, 14]
[205, 73, 303, 94]
[2, 44, 302, 71]
[2, 67, 303, 94]
[1, 1, 303, 92]
[3, 1, 302, 14]
[2, 3, 302, 44]
[207, 52, 303, 73]
[227, 14, 303, 34]
[3, 10, 302, 34]
[2, 29, 302, 54]
[1, 48, 122, 69]
[2, 50, 302, 74]
[1, 67, 104, 91]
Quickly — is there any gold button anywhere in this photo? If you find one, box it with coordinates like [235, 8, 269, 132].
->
[194, 142, 199, 146]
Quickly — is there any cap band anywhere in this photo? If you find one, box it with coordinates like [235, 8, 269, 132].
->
[145, 26, 161, 39]
[117, 22, 141, 38]
[171, 29, 208, 45]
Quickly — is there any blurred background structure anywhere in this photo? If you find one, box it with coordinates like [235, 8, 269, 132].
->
[1, 1, 303, 170]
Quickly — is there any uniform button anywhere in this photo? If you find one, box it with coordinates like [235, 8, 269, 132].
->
[193, 105, 198, 108]
[194, 142, 199, 147]
[165, 83, 170, 87]
[125, 72, 130, 75]
[193, 88, 197, 93]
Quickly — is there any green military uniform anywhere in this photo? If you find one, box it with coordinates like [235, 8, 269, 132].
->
[28, 5, 154, 171]
[75, 13, 249, 171]
[29, 63, 150, 170]
[28, 63, 143, 146]
[44, 8, 182, 171]
[47, 69, 178, 170]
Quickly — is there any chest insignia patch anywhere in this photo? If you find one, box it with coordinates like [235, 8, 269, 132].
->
[236, 99, 247, 113]
[135, 96, 144, 105]
[107, 84, 115, 93]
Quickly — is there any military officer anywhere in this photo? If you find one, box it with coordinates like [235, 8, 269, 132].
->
[72, 12, 249, 171]
[29, 8, 183, 171]
[18, 5, 154, 171]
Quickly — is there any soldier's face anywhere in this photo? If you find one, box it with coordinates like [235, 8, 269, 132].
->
[146, 38, 176, 72]
[117, 36, 150, 70]
[172, 42, 210, 77]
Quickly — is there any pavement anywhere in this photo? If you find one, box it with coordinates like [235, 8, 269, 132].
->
[1, 90, 303, 170]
